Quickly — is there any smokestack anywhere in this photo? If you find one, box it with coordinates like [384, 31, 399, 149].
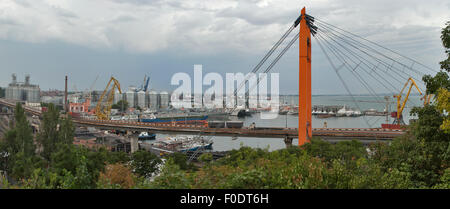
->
[65, 76, 68, 112]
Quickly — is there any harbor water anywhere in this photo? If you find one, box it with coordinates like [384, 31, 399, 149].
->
[143, 95, 423, 151]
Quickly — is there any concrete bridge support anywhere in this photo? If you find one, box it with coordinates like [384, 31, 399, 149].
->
[284, 137, 293, 148]
[130, 136, 138, 154]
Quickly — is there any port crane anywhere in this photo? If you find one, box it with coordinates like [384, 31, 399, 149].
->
[135, 75, 150, 92]
[392, 77, 422, 125]
[421, 94, 434, 106]
[85, 75, 99, 99]
[96, 77, 122, 120]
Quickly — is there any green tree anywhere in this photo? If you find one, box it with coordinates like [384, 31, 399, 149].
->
[422, 71, 450, 94]
[38, 103, 61, 161]
[0, 103, 37, 179]
[131, 150, 161, 178]
[38, 103, 74, 161]
[440, 21, 450, 72]
[58, 116, 75, 145]
[13, 103, 35, 156]
[111, 100, 128, 112]
[0, 87, 5, 98]
[106, 151, 130, 164]
[303, 138, 366, 165]
[435, 88, 450, 133]
[50, 144, 108, 188]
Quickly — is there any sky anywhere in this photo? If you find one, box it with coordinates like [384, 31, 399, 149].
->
[0, 0, 448, 95]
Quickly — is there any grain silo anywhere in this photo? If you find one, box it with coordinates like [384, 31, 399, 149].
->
[148, 90, 159, 109]
[113, 90, 123, 104]
[159, 91, 169, 109]
[5, 85, 11, 99]
[125, 87, 136, 108]
[26, 86, 40, 103]
[137, 90, 147, 109]
[5, 74, 40, 103]
[12, 85, 23, 101]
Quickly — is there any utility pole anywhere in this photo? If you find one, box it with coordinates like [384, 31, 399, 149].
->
[65, 76, 68, 112]
[285, 113, 288, 128]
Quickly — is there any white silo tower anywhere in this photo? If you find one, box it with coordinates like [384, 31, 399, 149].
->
[159, 91, 169, 109]
[137, 90, 147, 109]
[113, 90, 123, 104]
[125, 86, 136, 108]
[148, 90, 159, 109]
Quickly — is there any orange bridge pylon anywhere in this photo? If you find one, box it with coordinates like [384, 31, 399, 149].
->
[298, 7, 312, 146]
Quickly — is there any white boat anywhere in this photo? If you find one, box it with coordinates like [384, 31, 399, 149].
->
[337, 105, 347, 117]
[110, 116, 122, 121]
[353, 110, 362, 116]
[345, 110, 355, 117]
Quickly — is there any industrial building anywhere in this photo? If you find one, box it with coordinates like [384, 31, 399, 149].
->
[5, 74, 40, 103]
[109, 89, 168, 110]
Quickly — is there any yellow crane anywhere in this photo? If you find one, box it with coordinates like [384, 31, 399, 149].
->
[95, 77, 122, 120]
[421, 94, 434, 106]
[392, 77, 422, 125]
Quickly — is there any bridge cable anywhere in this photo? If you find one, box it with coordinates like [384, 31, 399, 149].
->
[314, 18, 439, 74]
[234, 19, 301, 101]
[228, 32, 300, 115]
[314, 21, 430, 91]
[317, 26, 406, 91]
[314, 34, 372, 128]
[315, 32, 385, 126]
[315, 31, 390, 104]
[315, 22, 424, 86]
[315, 23, 423, 107]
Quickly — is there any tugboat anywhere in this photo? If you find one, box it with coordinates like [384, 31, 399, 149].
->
[138, 132, 156, 140]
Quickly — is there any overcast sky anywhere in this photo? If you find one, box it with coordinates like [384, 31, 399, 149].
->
[0, 0, 448, 94]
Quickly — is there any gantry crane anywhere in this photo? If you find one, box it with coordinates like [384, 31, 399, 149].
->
[421, 94, 434, 106]
[95, 77, 122, 120]
[392, 77, 422, 125]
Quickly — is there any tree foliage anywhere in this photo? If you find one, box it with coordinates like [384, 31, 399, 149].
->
[0, 103, 37, 180]
[0, 87, 5, 98]
[440, 21, 450, 72]
[111, 100, 128, 111]
[98, 163, 136, 189]
[151, 143, 412, 189]
[436, 88, 450, 133]
[131, 150, 161, 178]
[38, 103, 74, 161]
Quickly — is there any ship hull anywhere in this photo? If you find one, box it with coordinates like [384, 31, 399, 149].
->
[180, 143, 213, 152]
[140, 115, 208, 124]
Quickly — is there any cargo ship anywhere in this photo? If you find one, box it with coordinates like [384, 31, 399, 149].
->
[140, 113, 208, 125]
